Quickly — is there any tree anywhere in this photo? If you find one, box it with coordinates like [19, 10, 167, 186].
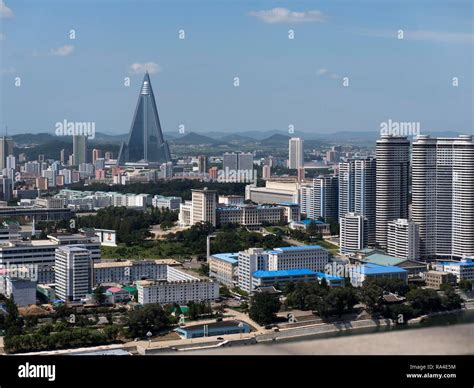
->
[382, 304, 415, 322]
[93, 286, 107, 305]
[127, 304, 170, 338]
[365, 278, 410, 297]
[359, 281, 383, 313]
[219, 285, 231, 298]
[103, 325, 120, 340]
[197, 263, 210, 277]
[406, 288, 442, 315]
[440, 289, 462, 311]
[249, 293, 281, 325]
[187, 302, 200, 320]
[306, 221, 322, 240]
[4, 296, 23, 337]
[459, 279, 473, 292]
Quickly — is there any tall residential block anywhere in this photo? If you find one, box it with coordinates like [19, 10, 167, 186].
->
[338, 157, 376, 245]
[412, 135, 474, 258]
[72, 135, 87, 166]
[191, 188, 217, 226]
[375, 135, 410, 249]
[340, 212, 368, 254]
[55, 246, 92, 302]
[387, 218, 420, 260]
[0, 136, 14, 170]
[289, 137, 304, 169]
[299, 176, 338, 222]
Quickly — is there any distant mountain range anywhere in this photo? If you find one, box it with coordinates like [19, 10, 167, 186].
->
[11, 129, 467, 148]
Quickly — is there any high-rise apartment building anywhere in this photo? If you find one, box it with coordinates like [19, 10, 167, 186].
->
[6, 155, 15, 170]
[60, 149, 67, 164]
[0, 136, 14, 170]
[262, 164, 271, 179]
[73, 135, 87, 166]
[55, 246, 92, 302]
[340, 212, 368, 254]
[387, 218, 420, 260]
[197, 155, 207, 174]
[289, 137, 304, 169]
[238, 153, 254, 172]
[191, 188, 217, 226]
[375, 135, 410, 249]
[299, 176, 338, 222]
[412, 135, 474, 258]
[339, 157, 376, 245]
[92, 148, 101, 163]
[222, 153, 238, 171]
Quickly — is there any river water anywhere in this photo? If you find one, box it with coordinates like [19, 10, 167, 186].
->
[178, 310, 474, 355]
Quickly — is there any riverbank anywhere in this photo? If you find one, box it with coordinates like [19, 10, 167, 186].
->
[174, 322, 474, 355]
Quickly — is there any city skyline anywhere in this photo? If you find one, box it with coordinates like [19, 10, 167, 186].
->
[0, 0, 473, 136]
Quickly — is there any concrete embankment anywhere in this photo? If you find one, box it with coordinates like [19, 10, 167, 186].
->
[256, 318, 393, 343]
[138, 318, 393, 354]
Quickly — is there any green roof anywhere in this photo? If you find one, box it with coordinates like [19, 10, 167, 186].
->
[362, 253, 406, 267]
[122, 286, 137, 293]
[173, 306, 189, 314]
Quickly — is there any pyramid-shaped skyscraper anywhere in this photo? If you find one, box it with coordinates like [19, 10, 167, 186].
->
[118, 72, 171, 165]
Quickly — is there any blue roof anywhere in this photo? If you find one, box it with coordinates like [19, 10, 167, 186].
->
[211, 253, 239, 264]
[355, 263, 407, 275]
[297, 219, 326, 225]
[273, 245, 322, 252]
[313, 271, 344, 281]
[252, 269, 317, 278]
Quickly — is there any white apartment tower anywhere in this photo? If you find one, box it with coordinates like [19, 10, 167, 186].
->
[55, 246, 92, 302]
[340, 213, 368, 254]
[338, 157, 376, 245]
[412, 135, 474, 259]
[299, 176, 338, 222]
[375, 135, 410, 249]
[387, 218, 420, 260]
[191, 188, 217, 227]
[289, 137, 304, 169]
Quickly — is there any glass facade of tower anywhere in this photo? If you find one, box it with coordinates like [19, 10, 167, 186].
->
[118, 73, 171, 165]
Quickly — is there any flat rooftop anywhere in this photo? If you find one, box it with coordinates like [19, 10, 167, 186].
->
[210, 253, 239, 264]
[271, 245, 323, 253]
[253, 269, 317, 278]
[362, 253, 406, 267]
[355, 263, 408, 275]
[178, 320, 247, 331]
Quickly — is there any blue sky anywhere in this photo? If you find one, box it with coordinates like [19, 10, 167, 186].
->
[0, 0, 473, 137]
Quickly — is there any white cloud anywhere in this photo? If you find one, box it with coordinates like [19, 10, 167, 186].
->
[0, 66, 15, 75]
[362, 29, 473, 44]
[50, 45, 74, 56]
[0, 1, 14, 19]
[129, 62, 161, 74]
[249, 7, 326, 24]
[316, 68, 329, 76]
[316, 68, 341, 80]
